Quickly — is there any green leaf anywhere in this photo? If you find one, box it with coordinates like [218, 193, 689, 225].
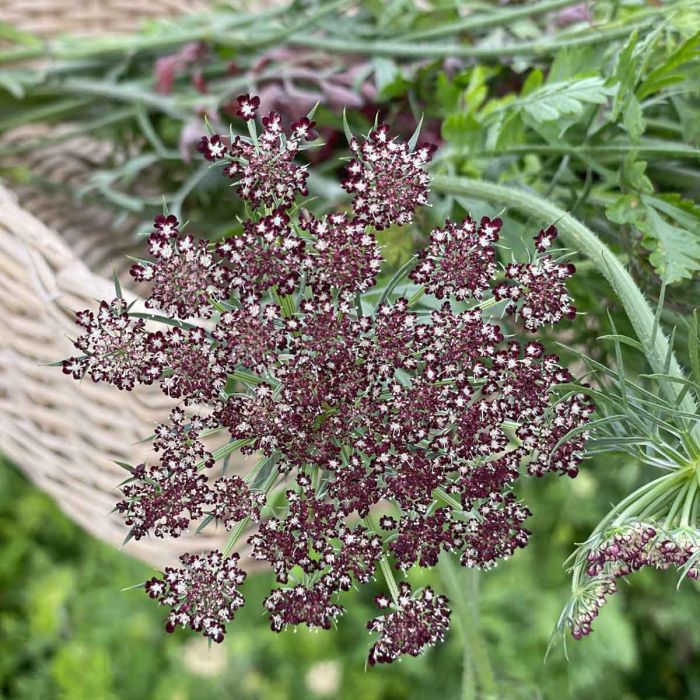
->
[623, 96, 645, 141]
[605, 195, 645, 226]
[547, 45, 604, 84]
[642, 193, 700, 229]
[688, 310, 700, 389]
[372, 57, 396, 90]
[435, 72, 461, 113]
[643, 207, 700, 284]
[636, 31, 700, 100]
[611, 30, 639, 121]
[442, 111, 482, 149]
[342, 108, 353, 145]
[521, 68, 544, 96]
[621, 154, 652, 193]
[407, 114, 424, 150]
[515, 77, 616, 123]
[112, 270, 123, 300]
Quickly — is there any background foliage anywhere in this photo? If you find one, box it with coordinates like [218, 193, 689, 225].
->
[3, 450, 700, 699]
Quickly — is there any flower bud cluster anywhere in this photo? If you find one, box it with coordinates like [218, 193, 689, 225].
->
[341, 123, 436, 230]
[116, 408, 265, 542]
[130, 214, 231, 319]
[569, 522, 700, 639]
[494, 226, 576, 331]
[197, 96, 311, 209]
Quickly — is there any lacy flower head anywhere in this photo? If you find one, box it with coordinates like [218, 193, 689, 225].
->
[61, 96, 592, 661]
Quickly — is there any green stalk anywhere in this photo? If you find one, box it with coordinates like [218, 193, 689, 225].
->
[0, 1, 348, 64]
[402, 0, 576, 41]
[431, 175, 696, 416]
[440, 555, 498, 699]
[0, 7, 283, 63]
[292, 23, 641, 59]
[461, 142, 700, 161]
[378, 556, 400, 605]
[221, 467, 278, 557]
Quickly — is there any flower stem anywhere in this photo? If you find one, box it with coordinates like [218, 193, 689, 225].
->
[439, 555, 498, 699]
[431, 175, 696, 417]
[401, 0, 576, 41]
[378, 556, 400, 605]
[293, 23, 643, 59]
[221, 467, 278, 557]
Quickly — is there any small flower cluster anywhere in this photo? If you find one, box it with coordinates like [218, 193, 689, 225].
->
[197, 96, 312, 209]
[61, 298, 154, 390]
[116, 408, 265, 540]
[410, 216, 500, 301]
[61, 97, 590, 662]
[145, 551, 246, 643]
[264, 580, 345, 632]
[130, 214, 231, 319]
[368, 583, 451, 665]
[569, 522, 700, 639]
[342, 123, 436, 230]
[494, 226, 577, 331]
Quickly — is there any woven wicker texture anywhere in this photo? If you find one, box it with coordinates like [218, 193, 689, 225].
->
[0, 173, 268, 567]
[0, 1, 273, 569]
[1, 0, 211, 37]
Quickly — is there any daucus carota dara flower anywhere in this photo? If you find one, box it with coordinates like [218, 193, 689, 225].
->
[60, 95, 591, 662]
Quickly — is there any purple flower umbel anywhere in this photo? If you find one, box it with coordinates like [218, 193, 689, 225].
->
[61, 95, 592, 661]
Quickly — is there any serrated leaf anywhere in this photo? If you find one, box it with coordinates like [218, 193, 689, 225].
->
[605, 195, 645, 226]
[636, 31, 700, 100]
[642, 193, 700, 229]
[612, 30, 639, 121]
[441, 111, 481, 149]
[623, 95, 645, 141]
[516, 77, 616, 123]
[547, 45, 604, 84]
[621, 154, 652, 193]
[643, 206, 700, 284]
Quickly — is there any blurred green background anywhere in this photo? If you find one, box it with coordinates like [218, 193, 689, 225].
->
[3, 453, 700, 700]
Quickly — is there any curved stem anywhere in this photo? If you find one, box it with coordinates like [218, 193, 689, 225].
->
[292, 23, 641, 59]
[431, 175, 696, 417]
[401, 0, 576, 41]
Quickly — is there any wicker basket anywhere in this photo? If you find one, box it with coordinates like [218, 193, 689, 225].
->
[1, 0, 211, 37]
[0, 2, 265, 569]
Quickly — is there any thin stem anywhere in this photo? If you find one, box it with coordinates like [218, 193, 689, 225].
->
[681, 479, 698, 528]
[374, 255, 417, 313]
[431, 175, 696, 417]
[0, 3, 324, 64]
[443, 142, 700, 161]
[378, 556, 400, 605]
[439, 556, 498, 698]
[663, 484, 689, 529]
[221, 467, 278, 557]
[292, 23, 642, 59]
[402, 0, 576, 41]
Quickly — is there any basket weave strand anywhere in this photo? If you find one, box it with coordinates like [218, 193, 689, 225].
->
[0, 0, 274, 569]
[1, 0, 211, 37]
